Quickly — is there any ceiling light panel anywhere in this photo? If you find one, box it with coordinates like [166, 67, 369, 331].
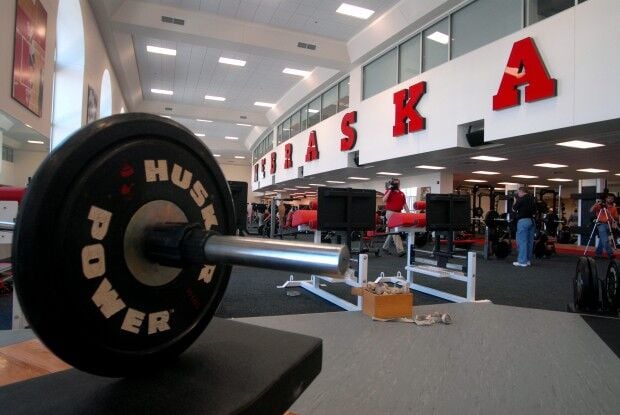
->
[326, 180, 346, 184]
[471, 156, 507, 162]
[197, 119, 213, 122]
[534, 163, 568, 168]
[218, 57, 246, 66]
[512, 175, 538, 179]
[427, 31, 449, 44]
[377, 172, 402, 176]
[416, 165, 445, 170]
[577, 168, 609, 173]
[254, 102, 275, 108]
[464, 179, 487, 183]
[147, 45, 176, 56]
[283, 68, 311, 77]
[472, 171, 500, 175]
[205, 95, 226, 101]
[151, 88, 173, 95]
[556, 140, 604, 149]
[348, 177, 370, 180]
[547, 178, 573, 182]
[225, 136, 239, 140]
[336, 3, 375, 19]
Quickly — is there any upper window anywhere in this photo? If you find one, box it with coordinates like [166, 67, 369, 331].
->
[452, 0, 521, 59]
[308, 96, 321, 128]
[526, 0, 574, 26]
[290, 110, 301, 137]
[363, 48, 397, 99]
[321, 85, 338, 120]
[399, 34, 421, 82]
[422, 17, 450, 72]
[338, 79, 350, 112]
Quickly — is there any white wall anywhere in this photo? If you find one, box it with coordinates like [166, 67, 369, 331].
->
[13, 150, 47, 186]
[253, 1, 620, 191]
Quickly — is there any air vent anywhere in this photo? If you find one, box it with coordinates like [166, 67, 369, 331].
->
[240, 115, 247, 119]
[297, 42, 317, 50]
[164, 107, 173, 111]
[161, 16, 185, 26]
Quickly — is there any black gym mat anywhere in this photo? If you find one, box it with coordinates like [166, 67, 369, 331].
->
[0, 318, 322, 415]
[581, 315, 620, 359]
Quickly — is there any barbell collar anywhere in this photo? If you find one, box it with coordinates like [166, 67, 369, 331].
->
[145, 224, 350, 276]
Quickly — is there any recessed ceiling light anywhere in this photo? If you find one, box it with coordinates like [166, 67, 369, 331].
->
[326, 180, 346, 184]
[24, 123, 32, 128]
[336, 3, 375, 19]
[534, 163, 568, 168]
[218, 57, 246, 67]
[284, 188, 297, 191]
[225, 136, 239, 140]
[557, 140, 604, 149]
[213, 154, 221, 157]
[416, 165, 445, 170]
[296, 186, 311, 189]
[426, 31, 449, 45]
[616, 173, 620, 176]
[464, 179, 487, 183]
[197, 119, 213, 123]
[498, 182, 519, 185]
[471, 156, 507, 162]
[308, 183, 326, 186]
[160, 114, 172, 118]
[283, 68, 311, 77]
[376, 172, 402, 176]
[548, 178, 573, 182]
[147, 45, 177, 56]
[151, 88, 173, 95]
[472, 171, 500, 175]
[27, 140, 45, 144]
[254, 102, 275, 108]
[236, 123, 252, 127]
[348, 177, 370, 180]
[234, 156, 245, 159]
[494, 188, 506, 191]
[530, 184, 549, 188]
[577, 168, 609, 173]
[194, 133, 205, 137]
[512, 174, 538, 179]
[205, 95, 226, 101]
[308, 109, 319, 114]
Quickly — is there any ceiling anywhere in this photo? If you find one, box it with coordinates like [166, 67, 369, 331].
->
[88, 1, 620, 190]
[88, 0, 400, 164]
[0, 111, 50, 152]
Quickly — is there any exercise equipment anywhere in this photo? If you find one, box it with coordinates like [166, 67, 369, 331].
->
[570, 257, 619, 315]
[12, 114, 349, 377]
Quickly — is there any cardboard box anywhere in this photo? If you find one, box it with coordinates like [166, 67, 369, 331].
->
[361, 289, 413, 320]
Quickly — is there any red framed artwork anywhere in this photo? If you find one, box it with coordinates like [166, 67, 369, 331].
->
[12, 0, 48, 117]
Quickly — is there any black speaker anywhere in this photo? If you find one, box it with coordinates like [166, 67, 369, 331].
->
[466, 126, 484, 147]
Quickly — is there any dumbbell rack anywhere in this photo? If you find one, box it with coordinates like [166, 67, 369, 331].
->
[399, 226, 478, 303]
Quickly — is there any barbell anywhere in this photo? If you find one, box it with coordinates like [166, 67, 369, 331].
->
[12, 113, 349, 377]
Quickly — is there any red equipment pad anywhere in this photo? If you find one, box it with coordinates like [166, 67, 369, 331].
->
[0, 187, 26, 202]
[412, 200, 426, 210]
[291, 210, 317, 228]
[387, 212, 426, 228]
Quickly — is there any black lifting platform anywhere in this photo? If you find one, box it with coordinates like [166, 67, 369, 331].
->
[0, 318, 322, 415]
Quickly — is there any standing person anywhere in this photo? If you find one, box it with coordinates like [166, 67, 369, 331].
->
[382, 178, 410, 257]
[512, 186, 537, 267]
[589, 194, 618, 259]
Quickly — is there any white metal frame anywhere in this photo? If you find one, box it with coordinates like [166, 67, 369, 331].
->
[396, 227, 478, 303]
[278, 252, 368, 311]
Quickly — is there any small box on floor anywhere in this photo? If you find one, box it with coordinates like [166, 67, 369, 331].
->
[360, 289, 413, 320]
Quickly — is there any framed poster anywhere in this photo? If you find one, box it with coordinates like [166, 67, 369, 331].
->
[12, 0, 48, 117]
[86, 86, 99, 124]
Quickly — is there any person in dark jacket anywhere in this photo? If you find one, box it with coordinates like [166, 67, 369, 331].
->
[512, 187, 537, 267]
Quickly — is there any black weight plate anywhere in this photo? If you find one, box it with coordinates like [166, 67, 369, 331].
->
[414, 232, 428, 248]
[574, 257, 596, 310]
[605, 260, 620, 311]
[494, 240, 511, 259]
[13, 113, 235, 377]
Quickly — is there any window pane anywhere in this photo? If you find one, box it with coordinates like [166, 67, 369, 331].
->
[321, 85, 338, 120]
[308, 96, 321, 127]
[300, 105, 308, 131]
[338, 78, 349, 111]
[266, 132, 273, 151]
[363, 47, 397, 99]
[527, 0, 574, 26]
[399, 34, 421, 82]
[290, 111, 301, 137]
[282, 118, 290, 141]
[452, 0, 521, 59]
[422, 17, 449, 72]
[277, 124, 283, 144]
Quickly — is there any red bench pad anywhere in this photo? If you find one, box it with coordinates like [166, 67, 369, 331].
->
[292, 210, 317, 227]
[387, 213, 426, 228]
